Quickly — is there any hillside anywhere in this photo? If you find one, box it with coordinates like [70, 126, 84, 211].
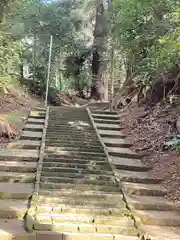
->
[120, 102, 180, 202]
[0, 85, 42, 147]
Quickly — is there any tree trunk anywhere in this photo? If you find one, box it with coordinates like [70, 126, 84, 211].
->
[91, 0, 109, 101]
[0, 0, 13, 23]
[109, 42, 115, 111]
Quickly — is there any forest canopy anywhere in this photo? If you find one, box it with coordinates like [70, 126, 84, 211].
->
[0, 0, 180, 104]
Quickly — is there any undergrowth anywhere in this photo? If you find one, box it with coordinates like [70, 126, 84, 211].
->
[165, 134, 180, 151]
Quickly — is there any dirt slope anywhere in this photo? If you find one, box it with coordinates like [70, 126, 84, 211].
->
[119, 103, 180, 202]
[0, 86, 43, 147]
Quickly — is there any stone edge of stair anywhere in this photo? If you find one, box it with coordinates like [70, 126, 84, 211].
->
[89, 109, 180, 238]
[86, 108, 145, 239]
[24, 107, 49, 231]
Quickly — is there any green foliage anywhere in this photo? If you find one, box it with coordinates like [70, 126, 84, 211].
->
[74, 65, 92, 91]
[112, 0, 180, 84]
[0, 27, 23, 88]
[165, 134, 180, 151]
[2, 0, 180, 99]
[20, 0, 93, 93]
[0, 0, 93, 93]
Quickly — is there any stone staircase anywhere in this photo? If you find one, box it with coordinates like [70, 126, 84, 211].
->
[0, 107, 45, 239]
[0, 104, 179, 240]
[90, 109, 180, 240]
[27, 106, 139, 240]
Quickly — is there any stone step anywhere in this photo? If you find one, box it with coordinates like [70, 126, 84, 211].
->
[0, 149, 39, 159]
[0, 172, 34, 183]
[0, 218, 29, 239]
[46, 127, 95, 131]
[33, 107, 46, 111]
[45, 139, 100, 144]
[136, 210, 180, 226]
[39, 190, 122, 201]
[50, 206, 126, 218]
[30, 110, 46, 116]
[62, 233, 139, 240]
[48, 214, 130, 226]
[108, 147, 141, 159]
[34, 217, 137, 236]
[141, 225, 180, 240]
[48, 118, 90, 121]
[45, 146, 104, 153]
[49, 110, 87, 114]
[98, 130, 126, 138]
[94, 118, 120, 124]
[102, 137, 132, 148]
[0, 183, 33, 199]
[40, 176, 116, 186]
[25, 124, 44, 129]
[45, 133, 99, 139]
[45, 131, 97, 136]
[122, 182, 167, 196]
[128, 195, 180, 211]
[41, 171, 114, 181]
[35, 212, 133, 226]
[0, 161, 37, 173]
[45, 141, 101, 147]
[43, 159, 107, 166]
[0, 199, 27, 219]
[8, 140, 41, 150]
[117, 170, 162, 184]
[48, 113, 89, 116]
[21, 131, 42, 140]
[111, 156, 151, 172]
[42, 162, 110, 171]
[40, 182, 120, 192]
[48, 116, 90, 122]
[45, 133, 97, 138]
[46, 124, 93, 129]
[27, 118, 45, 124]
[28, 114, 45, 119]
[23, 124, 44, 132]
[46, 127, 94, 133]
[36, 197, 125, 212]
[92, 113, 119, 120]
[47, 125, 90, 129]
[42, 167, 112, 175]
[45, 151, 106, 158]
[95, 123, 123, 131]
[36, 200, 126, 217]
[49, 110, 87, 113]
[0, 156, 38, 162]
[37, 199, 124, 212]
[45, 136, 99, 141]
[45, 145, 104, 151]
[43, 155, 107, 162]
[93, 111, 118, 115]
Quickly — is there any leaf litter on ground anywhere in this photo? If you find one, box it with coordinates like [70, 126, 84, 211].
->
[119, 102, 180, 202]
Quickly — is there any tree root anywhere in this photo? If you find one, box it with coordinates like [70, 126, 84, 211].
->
[0, 120, 16, 139]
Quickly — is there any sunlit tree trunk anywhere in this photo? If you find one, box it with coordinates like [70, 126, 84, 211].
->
[91, 0, 110, 101]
